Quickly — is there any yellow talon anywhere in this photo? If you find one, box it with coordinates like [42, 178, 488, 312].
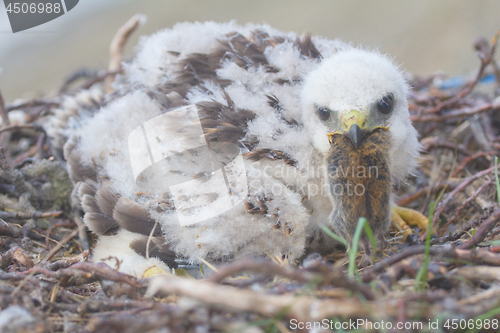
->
[391, 205, 433, 239]
[143, 266, 170, 278]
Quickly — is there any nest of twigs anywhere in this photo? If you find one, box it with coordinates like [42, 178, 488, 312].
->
[1, 19, 500, 332]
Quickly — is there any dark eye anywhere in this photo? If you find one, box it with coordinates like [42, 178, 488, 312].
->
[317, 107, 331, 121]
[377, 94, 394, 115]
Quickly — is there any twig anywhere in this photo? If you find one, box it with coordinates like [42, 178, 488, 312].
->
[430, 163, 499, 233]
[34, 131, 46, 160]
[452, 151, 493, 176]
[456, 286, 500, 318]
[449, 250, 500, 267]
[206, 259, 374, 300]
[362, 244, 430, 283]
[0, 210, 63, 220]
[68, 262, 141, 288]
[73, 211, 89, 251]
[78, 299, 153, 314]
[105, 14, 146, 93]
[0, 90, 8, 127]
[46, 249, 89, 271]
[11, 252, 142, 295]
[81, 70, 120, 90]
[452, 266, 500, 282]
[397, 181, 451, 207]
[12, 149, 37, 168]
[0, 89, 11, 149]
[147, 277, 417, 321]
[207, 259, 315, 283]
[0, 123, 44, 135]
[5, 99, 59, 112]
[362, 242, 500, 284]
[423, 30, 499, 114]
[11, 228, 78, 296]
[458, 208, 500, 249]
[54, 68, 99, 94]
[42, 228, 79, 263]
[437, 179, 493, 236]
[431, 216, 485, 245]
[22, 262, 141, 289]
[0, 219, 23, 237]
[422, 138, 474, 155]
[411, 102, 495, 122]
[45, 219, 76, 248]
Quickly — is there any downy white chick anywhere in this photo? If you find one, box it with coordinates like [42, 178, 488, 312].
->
[44, 21, 424, 277]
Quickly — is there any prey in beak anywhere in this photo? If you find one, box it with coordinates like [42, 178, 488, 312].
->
[326, 112, 392, 267]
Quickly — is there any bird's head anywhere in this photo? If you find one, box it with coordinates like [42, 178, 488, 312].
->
[301, 48, 419, 181]
[301, 48, 420, 237]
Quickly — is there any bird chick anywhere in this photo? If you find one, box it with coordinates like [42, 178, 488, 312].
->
[42, 22, 425, 277]
[300, 47, 422, 259]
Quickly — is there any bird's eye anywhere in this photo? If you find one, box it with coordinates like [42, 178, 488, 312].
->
[377, 94, 394, 115]
[317, 107, 331, 121]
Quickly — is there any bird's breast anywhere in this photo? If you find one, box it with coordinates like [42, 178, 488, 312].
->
[326, 128, 392, 238]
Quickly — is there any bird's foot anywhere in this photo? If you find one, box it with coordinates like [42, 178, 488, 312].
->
[391, 205, 430, 239]
[143, 266, 170, 278]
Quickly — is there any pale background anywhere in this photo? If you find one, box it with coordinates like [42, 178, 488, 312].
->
[0, 0, 499, 102]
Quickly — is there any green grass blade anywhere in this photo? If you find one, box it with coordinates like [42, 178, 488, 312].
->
[348, 217, 367, 279]
[414, 266, 424, 291]
[414, 201, 435, 291]
[321, 219, 374, 282]
[320, 225, 350, 250]
[199, 263, 204, 278]
[363, 222, 377, 264]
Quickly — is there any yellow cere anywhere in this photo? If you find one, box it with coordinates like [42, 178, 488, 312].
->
[341, 110, 367, 131]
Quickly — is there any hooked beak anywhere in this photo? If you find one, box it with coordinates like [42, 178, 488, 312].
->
[327, 110, 368, 149]
[345, 124, 367, 149]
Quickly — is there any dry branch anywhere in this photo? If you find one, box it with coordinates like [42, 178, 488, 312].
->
[458, 209, 500, 249]
[452, 266, 500, 282]
[429, 164, 500, 235]
[363, 242, 500, 283]
[422, 30, 499, 114]
[437, 179, 493, 236]
[206, 259, 375, 300]
[105, 14, 145, 93]
[147, 277, 425, 321]
[0, 90, 11, 150]
[0, 210, 62, 220]
[431, 216, 485, 245]
[28, 262, 141, 288]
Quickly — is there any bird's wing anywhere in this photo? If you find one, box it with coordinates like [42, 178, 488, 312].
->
[52, 22, 348, 266]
